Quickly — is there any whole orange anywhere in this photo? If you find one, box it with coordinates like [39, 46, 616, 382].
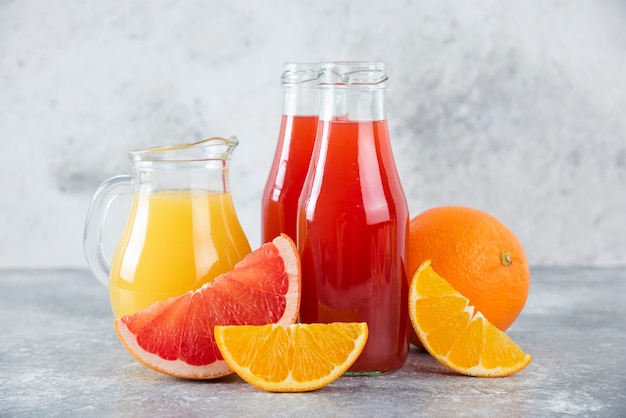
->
[407, 206, 529, 345]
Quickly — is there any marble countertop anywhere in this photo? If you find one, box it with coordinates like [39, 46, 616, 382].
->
[1, 268, 625, 417]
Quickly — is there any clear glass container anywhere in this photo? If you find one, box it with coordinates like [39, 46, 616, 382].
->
[261, 62, 321, 244]
[297, 62, 410, 374]
[84, 137, 251, 317]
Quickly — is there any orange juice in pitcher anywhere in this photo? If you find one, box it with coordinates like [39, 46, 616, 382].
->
[109, 190, 249, 317]
[84, 137, 251, 317]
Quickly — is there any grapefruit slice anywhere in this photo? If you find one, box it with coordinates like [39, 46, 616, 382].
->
[214, 322, 368, 392]
[114, 234, 301, 380]
[409, 260, 531, 377]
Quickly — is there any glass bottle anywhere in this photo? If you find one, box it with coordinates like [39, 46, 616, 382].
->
[261, 62, 321, 243]
[297, 62, 409, 374]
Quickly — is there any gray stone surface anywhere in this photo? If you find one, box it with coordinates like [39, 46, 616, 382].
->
[1, 268, 625, 417]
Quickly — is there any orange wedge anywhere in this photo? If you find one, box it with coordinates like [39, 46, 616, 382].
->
[214, 322, 368, 392]
[409, 260, 532, 377]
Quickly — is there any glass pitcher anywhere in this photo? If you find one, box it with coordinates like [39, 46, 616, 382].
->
[84, 137, 251, 318]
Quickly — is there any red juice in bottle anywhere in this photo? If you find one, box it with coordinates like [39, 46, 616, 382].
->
[262, 63, 320, 244]
[298, 62, 409, 374]
[262, 115, 318, 243]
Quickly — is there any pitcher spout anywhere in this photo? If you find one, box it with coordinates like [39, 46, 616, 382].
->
[130, 136, 239, 163]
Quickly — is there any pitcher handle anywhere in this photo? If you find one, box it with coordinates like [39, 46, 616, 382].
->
[83, 175, 133, 287]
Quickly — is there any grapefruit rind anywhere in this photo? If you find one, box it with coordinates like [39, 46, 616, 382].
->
[113, 234, 301, 380]
[409, 260, 532, 378]
[115, 317, 233, 379]
[270, 233, 301, 324]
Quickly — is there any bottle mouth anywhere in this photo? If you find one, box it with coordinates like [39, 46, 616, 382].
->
[319, 61, 388, 87]
[129, 136, 239, 162]
[281, 62, 323, 85]
[279, 61, 388, 87]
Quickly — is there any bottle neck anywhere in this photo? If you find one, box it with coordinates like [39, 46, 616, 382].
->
[282, 85, 319, 117]
[318, 86, 386, 122]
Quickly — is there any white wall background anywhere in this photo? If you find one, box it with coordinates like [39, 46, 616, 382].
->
[1, 0, 625, 269]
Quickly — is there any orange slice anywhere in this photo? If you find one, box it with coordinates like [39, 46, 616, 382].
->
[214, 322, 368, 392]
[114, 234, 301, 380]
[409, 260, 532, 377]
